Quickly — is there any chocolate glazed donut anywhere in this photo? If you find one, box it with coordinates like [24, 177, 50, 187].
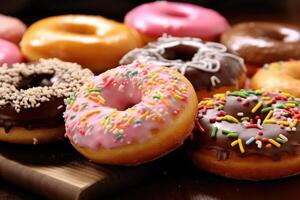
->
[190, 90, 300, 180]
[120, 36, 246, 99]
[0, 58, 93, 144]
[221, 22, 300, 76]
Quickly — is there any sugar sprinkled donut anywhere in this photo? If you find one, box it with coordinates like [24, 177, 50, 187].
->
[64, 62, 198, 165]
[125, 1, 229, 43]
[0, 58, 93, 144]
[120, 36, 246, 99]
[190, 89, 300, 180]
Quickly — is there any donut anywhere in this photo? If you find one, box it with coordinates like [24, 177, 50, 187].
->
[64, 62, 198, 165]
[189, 89, 300, 180]
[125, 1, 229, 43]
[20, 15, 142, 73]
[251, 61, 300, 97]
[221, 22, 300, 76]
[0, 39, 23, 65]
[120, 36, 246, 99]
[0, 14, 26, 44]
[0, 58, 93, 144]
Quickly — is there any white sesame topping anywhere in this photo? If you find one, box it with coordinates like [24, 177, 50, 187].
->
[0, 58, 93, 112]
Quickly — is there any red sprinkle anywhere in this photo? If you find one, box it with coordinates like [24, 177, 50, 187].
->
[217, 110, 226, 116]
[209, 118, 216, 123]
[246, 124, 257, 128]
[242, 100, 249, 107]
[196, 120, 205, 133]
[258, 130, 263, 135]
[262, 138, 268, 142]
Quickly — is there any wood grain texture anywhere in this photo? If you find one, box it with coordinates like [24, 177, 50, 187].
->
[0, 142, 151, 200]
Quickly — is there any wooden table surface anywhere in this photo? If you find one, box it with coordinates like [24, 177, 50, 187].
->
[1, 0, 300, 199]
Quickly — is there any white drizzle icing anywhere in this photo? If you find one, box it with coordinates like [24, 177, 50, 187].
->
[120, 35, 245, 88]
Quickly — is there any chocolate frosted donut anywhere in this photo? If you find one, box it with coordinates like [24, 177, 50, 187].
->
[0, 58, 93, 144]
[190, 90, 300, 180]
[221, 22, 300, 76]
[120, 36, 246, 99]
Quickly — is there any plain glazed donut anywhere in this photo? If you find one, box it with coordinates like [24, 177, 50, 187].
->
[251, 61, 300, 97]
[0, 39, 23, 65]
[190, 90, 300, 180]
[0, 14, 26, 44]
[64, 62, 198, 165]
[221, 22, 300, 76]
[125, 1, 229, 43]
[120, 36, 246, 99]
[0, 59, 93, 144]
[20, 15, 143, 73]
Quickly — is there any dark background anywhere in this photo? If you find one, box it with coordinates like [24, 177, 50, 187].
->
[1, 0, 300, 26]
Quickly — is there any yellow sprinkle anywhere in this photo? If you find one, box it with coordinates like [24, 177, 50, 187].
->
[266, 100, 273, 105]
[223, 115, 239, 123]
[264, 119, 277, 124]
[140, 111, 150, 120]
[290, 119, 298, 128]
[263, 110, 273, 124]
[97, 95, 106, 104]
[174, 94, 184, 100]
[238, 139, 245, 154]
[281, 92, 294, 98]
[231, 140, 239, 147]
[213, 93, 225, 98]
[251, 101, 263, 113]
[87, 83, 94, 90]
[199, 101, 208, 106]
[262, 96, 270, 100]
[268, 139, 281, 148]
[276, 121, 289, 126]
[286, 103, 296, 108]
[206, 101, 214, 106]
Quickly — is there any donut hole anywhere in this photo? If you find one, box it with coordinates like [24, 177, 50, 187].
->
[258, 29, 285, 41]
[61, 23, 96, 35]
[17, 74, 54, 90]
[103, 84, 142, 111]
[162, 9, 187, 18]
[162, 44, 199, 61]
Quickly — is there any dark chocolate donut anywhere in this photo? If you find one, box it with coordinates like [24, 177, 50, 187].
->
[0, 58, 93, 133]
[120, 36, 246, 95]
[221, 22, 300, 65]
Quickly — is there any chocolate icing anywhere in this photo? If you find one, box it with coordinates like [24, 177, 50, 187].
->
[221, 22, 300, 65]
[194, 90, 300, 160]
[120, 36, 246, 91]
[0, 59, 93, 132]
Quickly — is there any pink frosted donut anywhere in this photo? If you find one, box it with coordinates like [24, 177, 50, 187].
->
[64, 62, 198, 165]
[0, 14, 26, 44]
[125, 1, 229, 41]
[0, 39, 23, 65]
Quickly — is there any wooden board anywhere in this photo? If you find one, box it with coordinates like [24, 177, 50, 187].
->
[0, 141, 151, 200]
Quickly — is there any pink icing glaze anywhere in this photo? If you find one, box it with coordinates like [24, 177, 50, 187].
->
[0, 39, 23, 65]
[64, 62, 191, 150]
[0, 14, 26, 44]
[125, 1, 229, 40]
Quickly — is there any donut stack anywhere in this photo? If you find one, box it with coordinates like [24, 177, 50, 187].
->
[0, 1, 300, 181]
